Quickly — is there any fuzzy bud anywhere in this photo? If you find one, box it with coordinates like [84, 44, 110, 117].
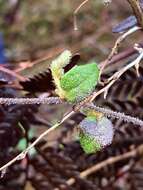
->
[78, 116, 114, 154]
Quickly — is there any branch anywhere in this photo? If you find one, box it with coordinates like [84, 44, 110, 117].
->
[89, 44, 143, 101]
[127, 0, 143, 28]
[100, 46, 136, 68]
[1, 97, 143, 173]
[66, 144, 143, 186]
[108, 26, 141, 61]
[100, 26, 141, 72]
[0, 95, 142, 126]
[0, 65, 25, 81]
[84, 104, 143, 127]
[0, 110, 75, 172]
[0, 123, 59, 172]
[0, 96, 142, 126]
[0, 97, 63, 105]
[73, 0, 89, 30]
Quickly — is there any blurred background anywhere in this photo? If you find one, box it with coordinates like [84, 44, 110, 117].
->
[0, 0, 141, 62]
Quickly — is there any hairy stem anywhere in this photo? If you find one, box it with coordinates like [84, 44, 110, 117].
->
[85, 104, 143, 127]
[0, 97, 63, 105]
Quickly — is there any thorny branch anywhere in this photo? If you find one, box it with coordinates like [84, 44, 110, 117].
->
[66, 144, 143, 186]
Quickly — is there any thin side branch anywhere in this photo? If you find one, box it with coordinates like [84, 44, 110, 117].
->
[100, 46, 136, 68]
[0, 110, 75, 172]
[127, 0, 143, 28]
[0, 123, 59, 172]
[0, 65, 25, 81]
[85, 104, 143, 127]
[66, 144, 143, 186]
[73, 0, 89, 30]
[1, 97, 143, 172]
[73, 0, 111, 30]
[100, 26, 141, 72]
[108, 26, 141, 61]
[89, 44, 143, 101]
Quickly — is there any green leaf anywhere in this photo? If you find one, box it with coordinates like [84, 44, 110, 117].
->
[60, 62, 99, 102]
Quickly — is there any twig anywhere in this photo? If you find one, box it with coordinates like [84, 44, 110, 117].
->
[1, 96, 143, 172]
[0, 123, 59, 172]
[73, 0, 112, 30]
[99, 0, 143, 73]
[108, 26, 141, 61]
[0, 65, 25, 81]
[107, 43, 143, 81]
[100, 46, 136, 68]
[84, 104, 143, 127]
[100, 26, 141, 73]
[0, 96, 142, 126]
[66, 144, 143, 186]
[73, 0, 89, 30]
[0, 110, 75, 172]
[74, 0, 89, 15]
[0, 97, 63, 105]
[127, 0, 143, 28]
[89, 44, 143, 101]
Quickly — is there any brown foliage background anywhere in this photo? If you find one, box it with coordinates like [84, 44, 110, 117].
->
[0, 0, 143, 190]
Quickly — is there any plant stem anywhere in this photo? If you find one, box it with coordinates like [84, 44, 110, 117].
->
[0, 123, 59, 172]
[0, 97, 62, 105]
[127, 0, 143, 28]
[0, 110, 75, 172]
[85, 104, 143, 127]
